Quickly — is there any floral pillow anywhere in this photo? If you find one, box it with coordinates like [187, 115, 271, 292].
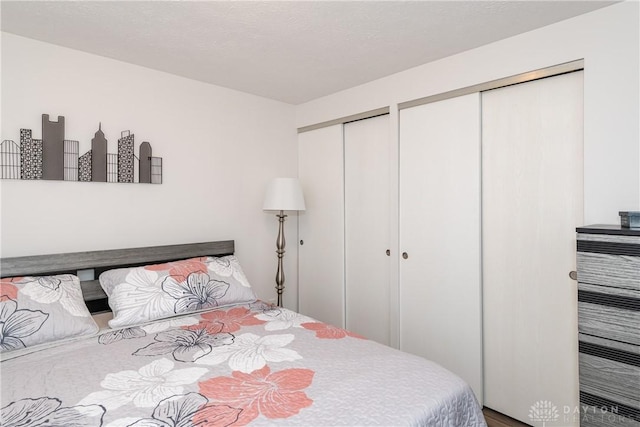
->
[0, 274, 99, 352]
[99, 255, 257, 329]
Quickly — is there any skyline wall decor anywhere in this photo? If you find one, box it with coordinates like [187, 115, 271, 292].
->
[0, 114, 163, 184]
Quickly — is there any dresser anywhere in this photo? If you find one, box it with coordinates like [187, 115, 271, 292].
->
[576, 225, 640, 426]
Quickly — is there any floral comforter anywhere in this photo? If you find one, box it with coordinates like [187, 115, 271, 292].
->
[1, 302, 485, 426]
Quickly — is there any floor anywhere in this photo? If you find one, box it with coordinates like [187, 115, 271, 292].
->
[483, 407, 531, 427]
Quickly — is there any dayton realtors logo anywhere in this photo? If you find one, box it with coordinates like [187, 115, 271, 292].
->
[529, 400, 560, 426]
[529, 400, 625, 425]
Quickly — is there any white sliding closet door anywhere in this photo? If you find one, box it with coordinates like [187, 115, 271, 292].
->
[298, 125, 345, 327]
[482, 71, 583, 425]
[344, 115, 390, 345]
[399, 93, 483, 403]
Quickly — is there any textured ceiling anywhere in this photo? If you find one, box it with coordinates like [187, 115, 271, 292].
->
[0, 1, 617, 105]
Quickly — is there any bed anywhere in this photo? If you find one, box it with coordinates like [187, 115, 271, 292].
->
[0, 240, 485, 426]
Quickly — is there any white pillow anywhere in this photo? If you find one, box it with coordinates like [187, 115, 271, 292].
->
[99, 256, 256, 329]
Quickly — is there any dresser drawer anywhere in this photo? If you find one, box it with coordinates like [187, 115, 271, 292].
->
[579, 344, 639, 407]
[578, 334, 640, 426]
[579, 406, 640, 427]
[577, 252, 640, 291]
[578, 283, 640, 345]
[577, 232, 640, 291]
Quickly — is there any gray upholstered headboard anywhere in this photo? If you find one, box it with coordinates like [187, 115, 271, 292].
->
[0, 240, 235, 312]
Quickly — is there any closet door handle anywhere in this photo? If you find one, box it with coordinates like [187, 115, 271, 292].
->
[386, 249, 391, 256]
[300, 240, 304, 245]
[402, 252, 408, 259]
[569, 271, 577, 281]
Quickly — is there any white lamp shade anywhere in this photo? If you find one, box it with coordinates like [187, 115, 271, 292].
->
[263, 178, 306, 211]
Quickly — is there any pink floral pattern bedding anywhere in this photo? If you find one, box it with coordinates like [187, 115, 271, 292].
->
[0, 275, 98, 352]
[1, 302, 486, 426]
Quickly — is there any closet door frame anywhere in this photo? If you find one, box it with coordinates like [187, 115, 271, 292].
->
[398, 60, 583, 111]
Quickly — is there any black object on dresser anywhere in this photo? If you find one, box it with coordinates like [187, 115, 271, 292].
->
[576, 225, 640, 427]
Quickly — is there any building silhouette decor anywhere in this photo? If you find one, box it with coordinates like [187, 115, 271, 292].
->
[0, 114, 162, 184]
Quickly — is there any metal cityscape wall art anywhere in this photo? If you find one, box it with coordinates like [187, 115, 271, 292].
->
[1, 114, 163, 184]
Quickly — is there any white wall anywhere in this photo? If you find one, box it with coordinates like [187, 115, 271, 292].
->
[0, 33, 300, 309]
[296, 1, 640, 225]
